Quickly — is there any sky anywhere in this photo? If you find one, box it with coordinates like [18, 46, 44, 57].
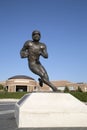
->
[0, 0, 87, 83]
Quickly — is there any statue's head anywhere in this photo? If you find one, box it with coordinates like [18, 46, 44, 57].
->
[32, 30, 41, 41]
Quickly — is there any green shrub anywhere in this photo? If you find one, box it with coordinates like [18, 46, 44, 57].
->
[77, 86, 82, 92]
[64, 86, 69, 93]
[0, 84, 3, 90]
[70, 92, 87, 102]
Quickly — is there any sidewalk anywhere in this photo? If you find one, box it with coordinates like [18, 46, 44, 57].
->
[0, 99, 19, 102]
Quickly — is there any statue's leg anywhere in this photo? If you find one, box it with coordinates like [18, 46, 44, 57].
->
[41, 74, 58, 91]
[29, 62, 58, 91]
[38, 65, 58, 91]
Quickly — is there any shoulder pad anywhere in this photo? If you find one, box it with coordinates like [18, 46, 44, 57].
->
[24, 40, 32, 46]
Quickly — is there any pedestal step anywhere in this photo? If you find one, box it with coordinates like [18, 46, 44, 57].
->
[15, 93, 87, 127]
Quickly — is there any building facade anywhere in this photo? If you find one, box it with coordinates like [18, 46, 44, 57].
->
[0, 75, 87, 92]
[1, 75, 37, 92]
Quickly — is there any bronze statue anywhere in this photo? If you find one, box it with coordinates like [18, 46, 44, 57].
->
[20, 30, 57, 91]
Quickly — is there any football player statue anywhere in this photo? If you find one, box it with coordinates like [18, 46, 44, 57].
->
[20, 30, 58, 91]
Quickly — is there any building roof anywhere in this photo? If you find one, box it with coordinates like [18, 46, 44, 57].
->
[8, 75, 34, 80]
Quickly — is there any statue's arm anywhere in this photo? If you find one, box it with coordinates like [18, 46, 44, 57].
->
[41, 44, 48, 58]
[20, 41, 29, 58]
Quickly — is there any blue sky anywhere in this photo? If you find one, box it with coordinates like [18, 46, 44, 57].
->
[0, 0, 87, 83]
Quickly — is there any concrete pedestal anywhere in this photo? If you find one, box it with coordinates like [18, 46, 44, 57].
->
[15, 92, 87, 128]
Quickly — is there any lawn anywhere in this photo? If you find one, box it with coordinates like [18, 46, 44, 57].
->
[0, 92, 28, 99]
[70, 92, 87, 102]
[0, 92, 87, 102]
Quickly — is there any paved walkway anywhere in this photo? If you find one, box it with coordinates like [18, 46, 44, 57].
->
[0, 100, 87, 130]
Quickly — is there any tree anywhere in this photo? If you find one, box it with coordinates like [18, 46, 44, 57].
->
[64, 86, 69, 93]
[77, 86, 82, 92]
[0, 84, 3, 90]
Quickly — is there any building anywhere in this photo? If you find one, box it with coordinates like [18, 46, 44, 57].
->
[42, 80, 87, 92]
[0, 75, 87, 92]
[1, 75, 37, 92]
[51, 80, 87, 92]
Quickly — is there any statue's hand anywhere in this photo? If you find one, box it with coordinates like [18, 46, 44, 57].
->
[20, 50, 28, 58]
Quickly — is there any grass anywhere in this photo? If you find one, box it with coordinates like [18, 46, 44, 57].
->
[0, 92, 28, 99]
[70, 92, 87, 102]
[0, 92, 87, 102]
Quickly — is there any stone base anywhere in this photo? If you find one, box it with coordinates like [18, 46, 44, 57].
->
[15, 92, 87, 128]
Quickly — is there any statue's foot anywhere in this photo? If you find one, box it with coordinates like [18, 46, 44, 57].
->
[38, 78, 43, 87]
[52, 87, 58, 92]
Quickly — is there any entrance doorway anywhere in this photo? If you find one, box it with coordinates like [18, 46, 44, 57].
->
[16, 85, 27, 92]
